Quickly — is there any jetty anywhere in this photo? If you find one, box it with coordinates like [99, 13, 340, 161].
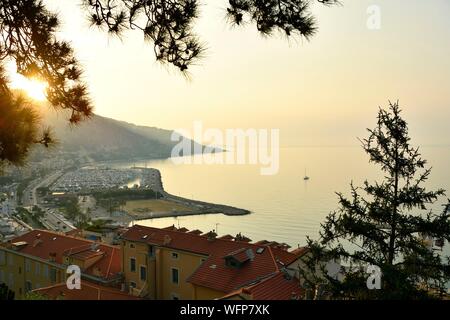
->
[127, 167, 250, 221]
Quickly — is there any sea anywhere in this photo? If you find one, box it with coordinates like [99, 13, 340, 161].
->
[108, 146, 450, 251]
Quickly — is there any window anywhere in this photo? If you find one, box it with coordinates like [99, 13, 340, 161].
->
[18, 267, 22, 274]
[130, 281, 136, 288]
[140, 266, 147, 281]
[43, 265, 49, 278]
[171, 252, 179, 259]
[171, 268, 179, 285]
[25, 260, 31, 273]
[171, 293, 180, 300]
[50, 268, 57, 282]
[25, 281, 32, 293]
[129, 243, 135, 249]
[8, 273, 14, 287]
[8, 254, 13, 266]
[0, 251, 5, 265]
[130, 258, 136, 272]
[225, 257, 241, 269]
[148, 246, 155, 257]
[35, 263, 40, 276]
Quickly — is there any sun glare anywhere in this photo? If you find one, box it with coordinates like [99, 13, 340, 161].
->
[6, 62, 48, 101]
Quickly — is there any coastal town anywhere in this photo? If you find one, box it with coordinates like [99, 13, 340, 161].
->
[0, 164, 249, 240]
[1, 164, 322, 300]
[0, 225, 341, 300]
[1, 0, 450, 310]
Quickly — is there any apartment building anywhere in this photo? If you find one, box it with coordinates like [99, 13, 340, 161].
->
[121, 224, 308, 300]
[33, 280, 140, 300]
[0, 230, 122, 299]
[0, 225, 333, 300]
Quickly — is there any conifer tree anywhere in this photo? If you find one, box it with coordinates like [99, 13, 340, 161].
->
[301, 101, 450, 299]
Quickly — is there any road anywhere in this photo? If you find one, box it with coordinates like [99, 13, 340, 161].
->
[22, 171, 63, 207]
[20, 170, 76, 232]
[40, 208, 76, 232]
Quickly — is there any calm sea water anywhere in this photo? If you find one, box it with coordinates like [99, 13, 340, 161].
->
[110, 146, 450, 248]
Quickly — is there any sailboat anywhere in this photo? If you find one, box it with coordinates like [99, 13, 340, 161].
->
[303, 169, 310, 181]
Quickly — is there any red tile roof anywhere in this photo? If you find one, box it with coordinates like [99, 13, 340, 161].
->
[33, 281, 140, 300]
[8, 230, 121, 280]
[225, 247, 253, 263]
[188, 229, 203, 235]
[246, 272, 302, 300]
[221, 272, 303, 300]
[254, 240, 270, 245]
[218, 234, 234, 241]
[122, 225, 302, 293]
[65, 244, 104, 260]
[162, 225, 177, 231]
[290, 247, 309, 257]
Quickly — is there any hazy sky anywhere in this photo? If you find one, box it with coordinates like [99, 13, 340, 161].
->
[45, 0, 450, 146]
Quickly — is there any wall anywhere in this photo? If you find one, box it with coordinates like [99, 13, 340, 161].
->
[193, 284, 226, 300]
[122, 240, 211, 300]
[0, 248, 64, 299]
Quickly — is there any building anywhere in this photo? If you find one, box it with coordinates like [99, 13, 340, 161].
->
[1, 225, 338, 300]
[33, 280, 140, 300]
[220, 272, 303, 300]
[66, 225, 127, 245]
[0, 230, 122, 299]
[120, 224, 309, 300]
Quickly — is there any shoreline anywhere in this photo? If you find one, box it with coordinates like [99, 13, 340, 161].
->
[119, 167, 251, 221]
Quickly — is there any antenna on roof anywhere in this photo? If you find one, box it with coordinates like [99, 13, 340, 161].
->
[215, 223, 220, 235]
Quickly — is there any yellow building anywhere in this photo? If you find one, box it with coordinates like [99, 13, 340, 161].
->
[1, 226, 316, 300]
[121, 225, 305, 300]
[0, 230, 122, 299]
[0, 242, 64, 298]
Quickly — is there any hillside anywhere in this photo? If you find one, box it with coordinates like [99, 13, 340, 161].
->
[37, 111, 206, 162]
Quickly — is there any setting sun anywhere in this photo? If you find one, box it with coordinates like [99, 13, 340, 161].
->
[6, 62, 48, 101]
[11, 76, 48, 101]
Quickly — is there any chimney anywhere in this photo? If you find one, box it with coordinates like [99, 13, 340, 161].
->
[163, 235, 172, 245]
[241, 288, 253, 300]
[235, 233, 251, 242]
[49, 252, 57, 262]
[207, 230, 217, 242]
